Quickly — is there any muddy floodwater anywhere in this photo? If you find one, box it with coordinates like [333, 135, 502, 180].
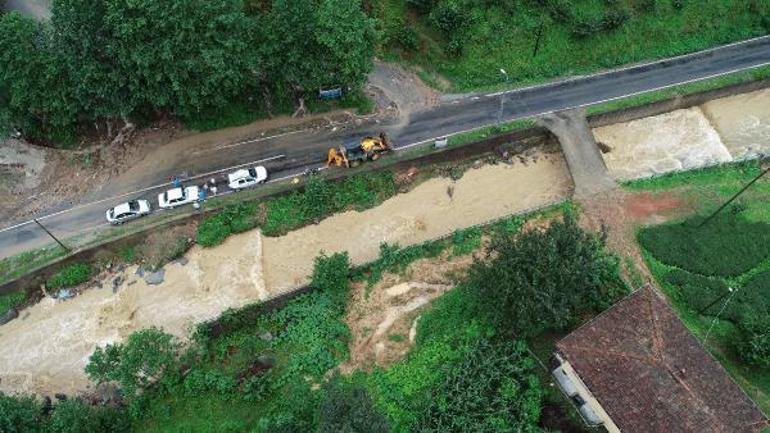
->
[0, 152, 570, 396]
[594, 88, 770, 180]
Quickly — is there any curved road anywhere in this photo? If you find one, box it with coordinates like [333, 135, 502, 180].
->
[2, 36, 770, 259]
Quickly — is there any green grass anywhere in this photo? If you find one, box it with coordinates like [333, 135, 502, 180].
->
[46, 262, 92, 290]
[378, 0, 770, 92]
[0, 291, 25, 316]
[0, 245, 67, 286]
[588, 64, 770, 115]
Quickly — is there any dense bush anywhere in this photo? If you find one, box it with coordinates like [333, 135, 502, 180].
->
[738, 313, 770, 368]
[639, 214, 770, 278]
[414, 339, 541, 432]
[86, 327, 179, 412]
[469, 215, 626, 337]
[47, 399, 130, 433]
[196, 202, 259, 247]
[0, 393, 128, 433]
[318, 378, 389, 433]
[665, 270, 770, 322]
[47, 263, 91, 289]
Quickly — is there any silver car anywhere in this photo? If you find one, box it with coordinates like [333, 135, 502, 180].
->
[106, 200, 151, 224]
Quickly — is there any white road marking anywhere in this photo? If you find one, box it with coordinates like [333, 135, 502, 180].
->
[0, 154, 286, 233]
[191, 130, 306, 156]
[482, 35, 770, 98]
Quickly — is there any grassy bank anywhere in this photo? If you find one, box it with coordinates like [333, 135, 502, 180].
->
[376, 0, 769, 91]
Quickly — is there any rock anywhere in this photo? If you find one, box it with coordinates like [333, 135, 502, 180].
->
[111, 276, 124, 292]
[257, 354, 275, 368]
[135, 267, 145, 277]
[259, 332, 273, 342]
[54, 393, 67, 401]
[144, 269, 165, 285]
[57, 289, 74, 300]
[175, 257, 189, 266]
[0, 308, 18, 326]
[472, 159, 484, 169]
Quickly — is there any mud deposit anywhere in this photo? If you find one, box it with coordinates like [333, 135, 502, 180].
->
[0, 233, 266, 396]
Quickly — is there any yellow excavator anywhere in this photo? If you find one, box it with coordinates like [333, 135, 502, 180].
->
[326, 133, 390, 168]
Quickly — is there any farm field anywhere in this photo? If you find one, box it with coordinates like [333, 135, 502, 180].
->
[627, 160, 770, 413]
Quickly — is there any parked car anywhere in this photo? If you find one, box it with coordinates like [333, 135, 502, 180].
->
[158, 185, 200, 209]
[106, 199, 151, 224]
[227, 166, 268, 190]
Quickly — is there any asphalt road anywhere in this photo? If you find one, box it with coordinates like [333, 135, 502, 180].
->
[2, 36, 770, 259]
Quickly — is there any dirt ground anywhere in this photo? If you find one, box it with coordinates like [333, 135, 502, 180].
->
[340, 250, 476, 373]
[578, 188, 692, 284]
[261, 151, 571, 292]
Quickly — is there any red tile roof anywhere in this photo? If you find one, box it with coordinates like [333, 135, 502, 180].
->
[556, 285, 768, 433]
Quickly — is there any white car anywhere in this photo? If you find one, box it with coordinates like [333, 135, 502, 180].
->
[228, 166, 268, 190]
[106, 199, 151, 224]
[158, 186, 200, 209]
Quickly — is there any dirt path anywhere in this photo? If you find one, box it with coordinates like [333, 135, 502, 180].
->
[539, 109, 616, 198]
[367, 61, 441, 131]
[262, 152, 571, 292]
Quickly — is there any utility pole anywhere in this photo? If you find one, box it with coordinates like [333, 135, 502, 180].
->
[34, 218, 70, 253]
[703, 287, 738, 346]
[532, 20, 545, 58]
[697, 162, 770, 228]
[498, 68, 509, 123]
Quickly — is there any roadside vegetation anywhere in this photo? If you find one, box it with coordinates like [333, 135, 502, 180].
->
[629, 159, 770, 412]
[197, 172, 397, 247]
[0, 202, 626, 432]
[376, 0, 770, 91]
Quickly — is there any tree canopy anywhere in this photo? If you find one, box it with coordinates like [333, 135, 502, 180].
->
[0, 0, 377, 144]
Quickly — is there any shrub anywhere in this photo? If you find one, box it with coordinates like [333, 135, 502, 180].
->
[738, 313, 770, 368]
[197, 202, 258, 247]
[0, 291, 25, 316]
[0, 393, 44, 433]
[311, 252, 351, 295]
[182, 368, 236, 395]
[663, 270, 729, 315]
[601, 8, 630, 30]
[318, 378, 389, 433]
[638, 214, 770, 278]
[451, 226, 482, 256]
[47, 398, 130, 433]
[86, 327, 179, 410]
[469, 215, 626, 337]
[47, 263, 91, 289]
[414, 339, 542, 432]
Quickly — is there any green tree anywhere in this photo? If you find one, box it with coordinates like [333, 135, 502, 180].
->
[315, 0, 378, 89]
[86, 327, 179, 405]
[318, 378, 389, 433]
[47, 398, 130, 433]
[0, 393, 44, 433]
[469, 215, 625, 337]
[101, 0, 257, 118]
[0, 12, 77, 142]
